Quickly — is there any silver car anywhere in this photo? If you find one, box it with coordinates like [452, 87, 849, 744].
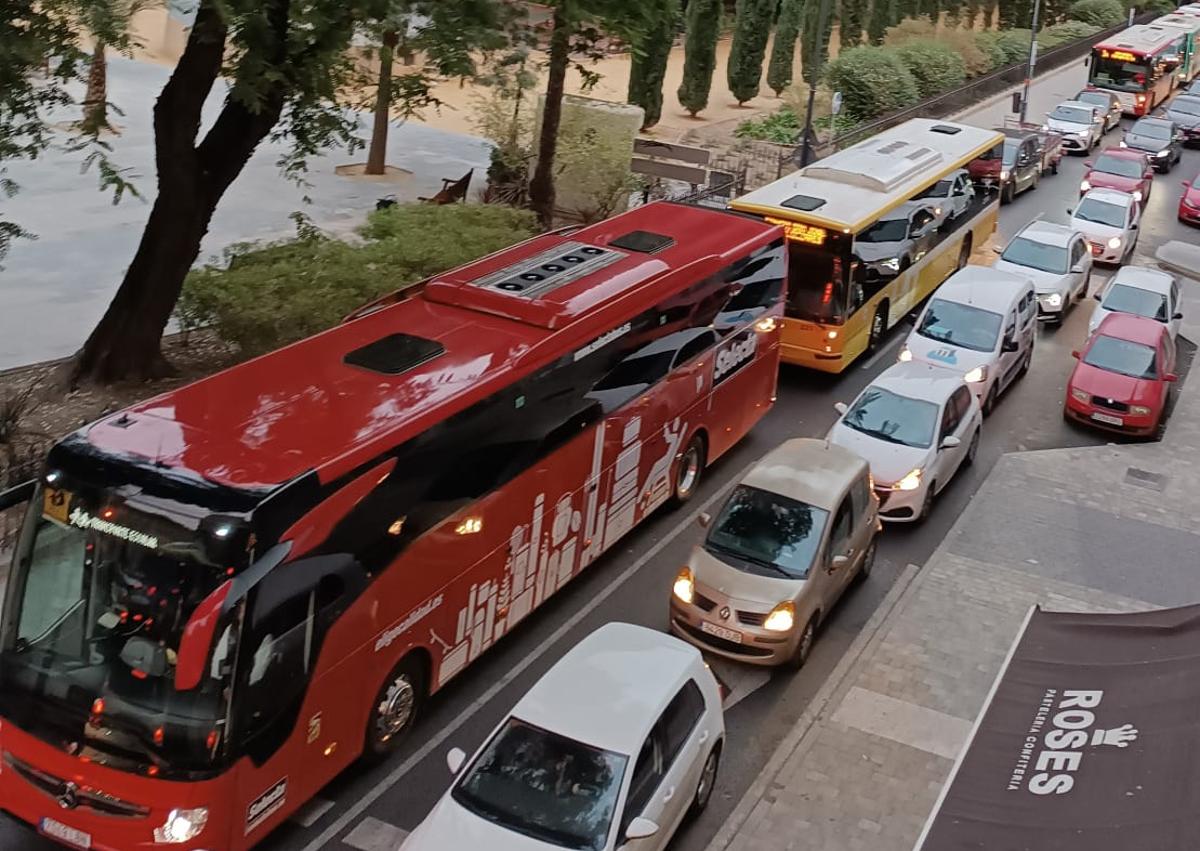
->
[669, 438, 879, 669]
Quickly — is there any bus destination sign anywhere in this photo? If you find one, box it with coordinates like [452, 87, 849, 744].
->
[1102, 49, 1139, 62]
[764, 217, 828, 246]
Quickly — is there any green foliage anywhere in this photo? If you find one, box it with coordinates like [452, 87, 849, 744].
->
[628, 0, 681, 127]
[867, 0, 898, 44]
[727, 0, 776, 103]
[973, 32, 1011, 70]
[1065, 0, 1124, 26]
[768, 0, 804, 94]
[1038, 20, 1100, 48]
[178, 204, 537, 355]
[893, 40, 966, 97]
[735, 107, 802, 142]
[800, 0, 837, 85]
[975, 29, 1033, 67]
[823, 46, 919, 119]
[839, 0, 868, 47]
[1140, 0, 1176, 14]
[677, 0, 723, 114]
[885, 18, 991, 74]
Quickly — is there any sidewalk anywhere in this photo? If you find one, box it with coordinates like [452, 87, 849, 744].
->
[706, 258, 1200, 848]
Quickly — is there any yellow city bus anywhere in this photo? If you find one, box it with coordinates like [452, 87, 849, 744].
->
[731, 118, 1004, 372]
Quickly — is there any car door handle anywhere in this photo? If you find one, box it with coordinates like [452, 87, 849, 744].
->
[663, 786, 676, 803]
[699, 730, 710, 745]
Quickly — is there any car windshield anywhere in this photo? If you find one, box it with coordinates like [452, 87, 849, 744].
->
[1083, 335, 1159, 379]
[1050, 105, 1093, 124]
[1102, 283, 1169, 322]
[452, 718, 627, 851]
[842, 386, 939, 449]
[1001, 235, 1069, 274]
[0, 485, 238, 778]
[1093, 154, 1143, 178]
[856, 215, 909, 243]
[705, 484, 830, 580]
[1074, 198, 1127, 228]
[1133, 120, 1171, 140]
[1171, 97, 1200, 116]
[916, 179, 953, 199]
[917, 298, 1004, 353]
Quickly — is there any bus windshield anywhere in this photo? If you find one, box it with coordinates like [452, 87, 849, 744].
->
[0, 485, 238, 779]
[1091, 53, 1150, 92]
[783, 234, 849, 324]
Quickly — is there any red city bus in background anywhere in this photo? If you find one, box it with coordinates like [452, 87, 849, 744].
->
[1089, 24, 1184, 114]
[0, 201, 785, 850]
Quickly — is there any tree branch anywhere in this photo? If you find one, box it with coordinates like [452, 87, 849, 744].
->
[152, 0, 228, 169]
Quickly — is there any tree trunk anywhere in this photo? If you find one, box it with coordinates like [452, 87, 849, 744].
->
[366, 29, 399, 176]
[81, 41, 108, 134]
[528, 1, 573, 230]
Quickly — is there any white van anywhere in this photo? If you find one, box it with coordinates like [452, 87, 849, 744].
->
[899, 265, 1036, 415]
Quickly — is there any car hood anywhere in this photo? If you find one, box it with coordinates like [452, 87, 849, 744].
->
[1183, 186, 1200, 206]
[1085, 172, 1141, 193]
[904, 330, 993, 375]
[1123, 134, 1168, 153]
[855, 240, 906, 262]
[993, 259, 1067, 294]
[1047, 117, 1092, 134]
[1069, 362, 1159, 405]
[1070, 217, 1122, 242]
[688, 545, 806, 608]
[404, 799, 571, 851]
[828, 421, 930, 485]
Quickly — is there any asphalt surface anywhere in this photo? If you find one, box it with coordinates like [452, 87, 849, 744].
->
[4, 113, 1200, 851]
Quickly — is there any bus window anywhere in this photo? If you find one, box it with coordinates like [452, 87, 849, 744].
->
[783, 231, 851, 324]
[1092, 53, 1150, 91]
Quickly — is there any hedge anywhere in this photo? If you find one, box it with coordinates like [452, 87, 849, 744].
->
[177, 204, 538, 355]
[823, 46, 921, 120]
[894, 40, 968, 97]
[1038, 20, 1100, 49]
[1066, 0, 1124, 27]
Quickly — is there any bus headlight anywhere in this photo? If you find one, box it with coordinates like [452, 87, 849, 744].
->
[963, 365, 987, 384]
[154, 808, 209, 843]
[1107, 236, 1122, 249]
[893, 468, 923, 491]
[672, 567, 695, 605]
[763, 601, 796, 632]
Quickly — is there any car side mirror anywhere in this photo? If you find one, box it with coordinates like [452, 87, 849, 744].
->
[992, 245, 1003, 255]
[940, 435, 962, 450]
[834, 401, 849, 415]
[698, 512, 712, 529]
[1066, 207, 1074, 215]
[1071, 350, 1081, 359]
[831, 554, 851, 570]
[1166, 372, 1179, 382]
[447, 747, 466, 775]
[1093, 292, 1102, 301]
[626, 818, 660, 841]
[1071, 263, 1085, 274]
[1183, 180, 1192, 188]
[1173, 311, 1184, 320]
[1083, 160, 1093, 167]
[1002, 338, 1019, 353]
[1131, 222, 1139, 230]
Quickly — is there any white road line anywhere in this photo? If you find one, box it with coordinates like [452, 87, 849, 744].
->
[860, 333, 904, 371]
[342, 817, 409, 851]
[299, 462, 756, 851]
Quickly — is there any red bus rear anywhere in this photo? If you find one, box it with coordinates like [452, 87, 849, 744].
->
[0, 201, 785, 850]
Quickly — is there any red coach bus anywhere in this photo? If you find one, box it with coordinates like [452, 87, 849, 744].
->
[1089, 24, 1183, 114]
[0, 201, 784, 850]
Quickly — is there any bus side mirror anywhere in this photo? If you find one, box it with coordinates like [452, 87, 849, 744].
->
[447, 747, 467, 774]
[0, 479, 36, 512]
[175, 580, 235, 691]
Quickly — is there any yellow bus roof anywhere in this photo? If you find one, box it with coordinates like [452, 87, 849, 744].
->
[730, 118, 1004, 234]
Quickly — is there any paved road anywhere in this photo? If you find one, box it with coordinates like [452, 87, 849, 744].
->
[5, 101, 1200, 851]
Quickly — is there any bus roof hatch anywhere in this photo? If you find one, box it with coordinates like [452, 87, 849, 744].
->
[804, 139, 944, 194]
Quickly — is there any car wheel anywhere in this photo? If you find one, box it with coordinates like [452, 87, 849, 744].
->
[1051, 157, 1060, 175]
[982, 384, 998, 416]
[856, 538, 877, 583]
[1031, 170, 1040, 191]
[917, 482, 936, 523]
[867, 304, 888, 352]
[788, 616, 818, 670]
[1018, 345, 1032, 378]
[1078, 271, 1092, 302]
[690, 747, 721, 817]
[965, 429, 980, 466]
[1002, 182, 1015, 204]
[363, 655, 426, 764]
[956, 237, 972, 271]
[671, 434, 706, 507]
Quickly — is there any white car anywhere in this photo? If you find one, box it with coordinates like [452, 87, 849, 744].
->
[829, 361, 982, 523]
[900, 265, 1036, 415]
[914, 168, 976, 231]
[1068, 187, 1140, 265]
[402, 623, 724, 851]
[1089, 265, 1183, 341]
[1045, 100, 1104, 153]
[994, 220, 1093, 325]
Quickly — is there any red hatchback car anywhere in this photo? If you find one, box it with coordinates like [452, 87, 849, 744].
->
[1081, 148, 1153, 207]
[1179, 172, 1200, 224]
[1065, 313, 1178, 437]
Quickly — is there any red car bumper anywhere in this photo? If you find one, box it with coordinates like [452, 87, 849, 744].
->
[1064, 394, 1159, 436]
[1179, 201, 1200, 224]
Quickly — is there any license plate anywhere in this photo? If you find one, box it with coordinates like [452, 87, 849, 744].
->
[39, 818, 91, 850]
[1092, 412, 1123, 426]
[701, 621, 742, 643]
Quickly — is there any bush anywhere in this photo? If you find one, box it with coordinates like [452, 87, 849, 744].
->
[178, 204, 538, 355]
[735, 107, 802, 143]
[885, 20, 993, 76]
[1140, 0, 1176, 13]
[1066, 0, 1124, 27]
[979, 28, 1033, 66]
[823, 46, 920, 120]
[973, 32, 1011, 71]
[1038, 20, 1100, 49]
[893, 40, 967, 97]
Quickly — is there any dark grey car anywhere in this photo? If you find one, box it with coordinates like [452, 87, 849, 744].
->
[1122, 117, 1183, 172]
[1165, 95, 1200, 146]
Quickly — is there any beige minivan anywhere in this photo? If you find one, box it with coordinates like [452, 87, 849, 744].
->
[669, 438, 879, 668]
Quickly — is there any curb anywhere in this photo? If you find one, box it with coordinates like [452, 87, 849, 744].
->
[703, 559, 924, 851]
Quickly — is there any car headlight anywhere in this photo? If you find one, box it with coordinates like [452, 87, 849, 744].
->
[1070, 387, 1090, 402]
[1000, 170, 1011, 180]
[1107, 236, 1122, 249]
[898, 346, 913, 362]
[1131, 405, 1152, 416]
[763, 601, 796, 632]
[1155, 148, 1170, 157]
[1080, 179, 1091, 192]
[154, 808, 209, 844]
[1044, 293, 1063, 307]
[1119, 140, 1129, 148]
[1132, 189, 1144, 202]
[880, 257, 901, 272]
[893, 468, 923, 491]
[963, 365, 987, 383]
[672, 567, 694, 604]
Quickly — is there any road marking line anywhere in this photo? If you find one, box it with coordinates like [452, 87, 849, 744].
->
[342, 817, 408, 851]
[860, 334, 904, 371]
[299, 461, 757, 851]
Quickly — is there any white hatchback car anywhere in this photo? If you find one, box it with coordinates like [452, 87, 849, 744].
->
[900, 265, 1036, 415]
[402, 623, 724, 851]
[994, 220, 1093, 325]
[1068, 187, 1141, 265]
[829, 361, 982, 523]
[1089, 265, 1183, 341]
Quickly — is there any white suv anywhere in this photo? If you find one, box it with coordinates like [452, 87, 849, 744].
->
[994, 220, 1093, 324]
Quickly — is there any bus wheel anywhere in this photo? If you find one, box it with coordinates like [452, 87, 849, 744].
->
[671, 434, 706, 506]
[956, 237, 972, 271]
[868, 304, 888, 352]
[364, 655, 426, 763]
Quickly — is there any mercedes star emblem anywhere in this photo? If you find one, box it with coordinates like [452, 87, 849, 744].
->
[57, 782, 79, 810]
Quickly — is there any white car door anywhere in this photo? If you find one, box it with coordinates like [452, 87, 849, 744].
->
[619, 696, 698, 851]
[1127, 201, 1140, 251]
[1069, 236, 1091, 299]
[656, 681, 710, 839]
[931, 392, 966, 493]
[997, 309, 1021, 391]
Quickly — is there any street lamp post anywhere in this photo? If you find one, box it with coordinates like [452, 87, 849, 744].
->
[799, 0, 834, 167]
[1019, 0, 1043, 124]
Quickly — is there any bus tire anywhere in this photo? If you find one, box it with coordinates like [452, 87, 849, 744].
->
[671, 433, 706, 507]
[868, 303, 889, 352]
[363, 654, 427, 764]
[956, 235, 972, 271]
